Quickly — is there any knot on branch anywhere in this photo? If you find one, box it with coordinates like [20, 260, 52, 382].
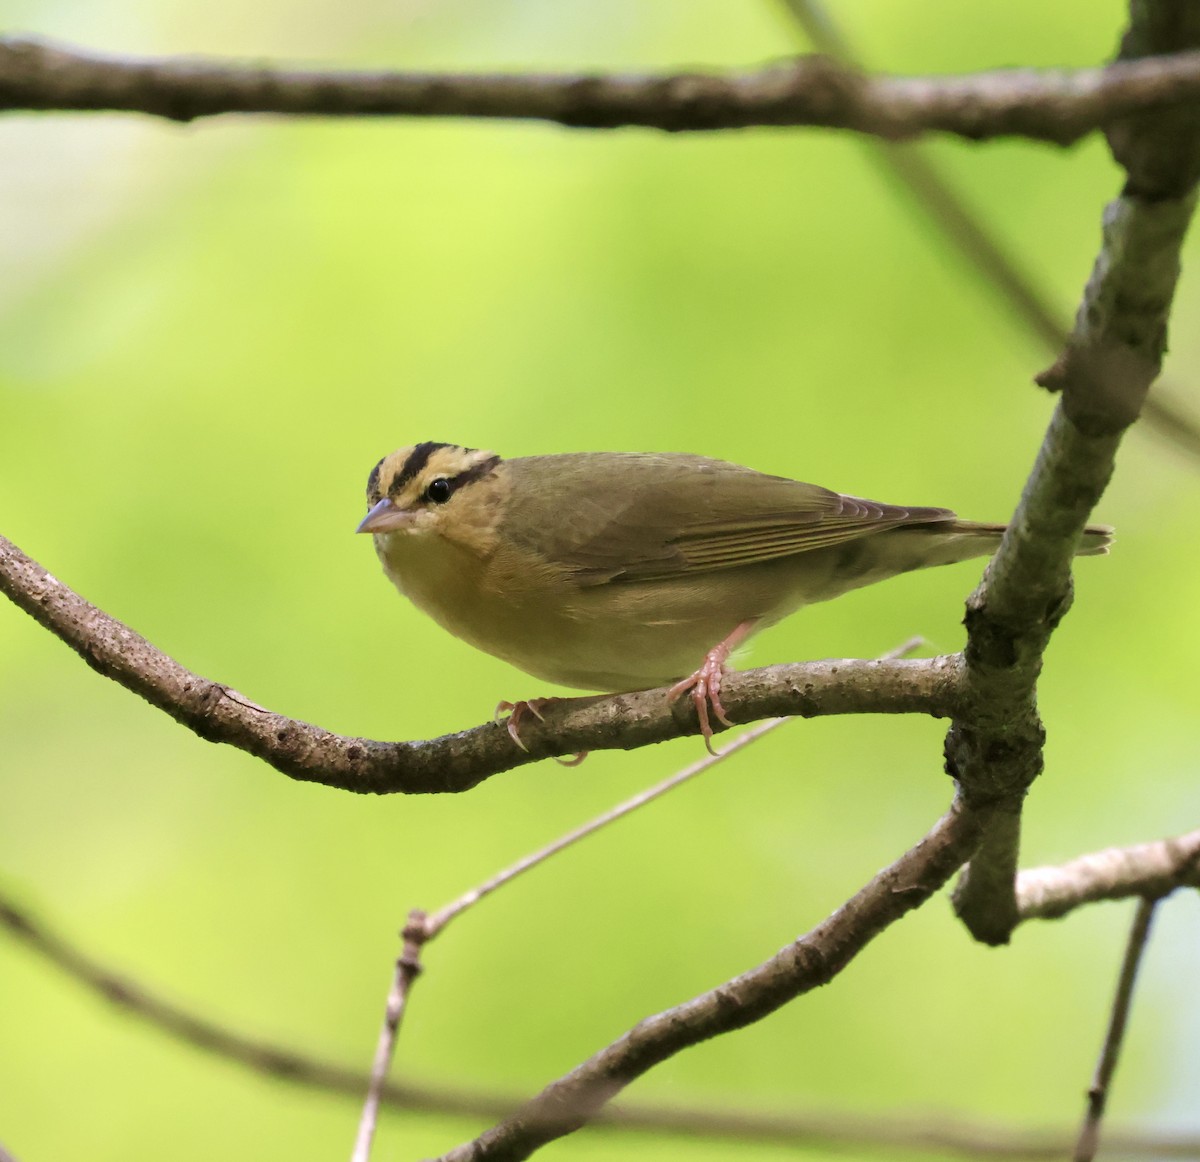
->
[182, 680, 233, 739]
[962, 588, 1066, 675]
[1036, 339, 1160, 435]
[943, 722, 1045, 805]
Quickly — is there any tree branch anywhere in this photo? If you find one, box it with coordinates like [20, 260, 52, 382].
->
[1016, 828, 1200, 921]
[946, 2, 1200, 945]
[433, 797, 986, 1161]
[4, 36, 1200, 143]
[0, 534, 959, 792]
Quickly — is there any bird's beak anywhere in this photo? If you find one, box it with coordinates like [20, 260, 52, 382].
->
[356, 497, 413, 534]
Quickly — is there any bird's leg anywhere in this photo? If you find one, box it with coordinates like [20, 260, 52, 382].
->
[667, 619, 758, 755]
[495, 698, 589, 766]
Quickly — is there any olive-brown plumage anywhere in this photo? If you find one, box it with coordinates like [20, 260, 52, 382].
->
[357, 443, 1111, 746]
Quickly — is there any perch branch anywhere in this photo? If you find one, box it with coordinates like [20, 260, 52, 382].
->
[4, 36, 1200, 143]
[0, 534, 958, 792]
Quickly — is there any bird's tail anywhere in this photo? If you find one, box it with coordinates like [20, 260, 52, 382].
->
[948, 520, 1114, 557]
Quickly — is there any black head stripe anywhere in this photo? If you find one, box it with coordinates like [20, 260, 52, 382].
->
[365, 457, 385, 502]
[390, 442, 451, 495]
[445, 454, 501, 497]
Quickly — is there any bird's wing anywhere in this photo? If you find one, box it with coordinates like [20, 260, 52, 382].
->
[503, 453, 956, 585]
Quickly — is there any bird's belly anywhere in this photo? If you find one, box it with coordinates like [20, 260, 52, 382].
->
[396, 569, 722, 692]
[379, 536, 847, 693]
[478, 565, 828, 693]
[534, 567, 817, 690]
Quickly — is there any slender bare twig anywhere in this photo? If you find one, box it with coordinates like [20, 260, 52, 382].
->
[1074, 897, 1159, 1162]
[371, 638, 921, 1161]
[424, 716, 791, 937]
[778, 0, 1200, 462]
[351, 912, 427, 1162]
[0, 534, 960, 792]
[4, 35, 1200, 143]
[354, 646, 922, 1160]
[356, 709, 804, 1161]
[3, 882, 1196, 1157]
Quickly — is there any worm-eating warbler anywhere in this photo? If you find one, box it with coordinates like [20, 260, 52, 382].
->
[357, 443, 1112, 750]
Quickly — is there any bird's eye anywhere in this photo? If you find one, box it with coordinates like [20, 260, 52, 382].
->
[424, 478, 453, 504]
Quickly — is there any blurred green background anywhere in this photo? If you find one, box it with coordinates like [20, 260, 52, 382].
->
[3, 2, 1199, 1159]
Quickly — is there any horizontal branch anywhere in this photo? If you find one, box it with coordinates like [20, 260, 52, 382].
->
[1017, 827, 1200, 921]
[4, 36, 1200, 143]
[0, 534, 960, 793]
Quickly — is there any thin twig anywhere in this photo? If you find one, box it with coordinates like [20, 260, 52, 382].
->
[357, 687, 814, 1158]
[380, 641, 921, 1158]
[353, 707, 801, 1160]
[778, 0, 1200, 461]
[351, 912, 427, 1162]
[5, 35, 1200, 143]
[1073, 896, 1159, 1162]
[424, 715, 790, 937]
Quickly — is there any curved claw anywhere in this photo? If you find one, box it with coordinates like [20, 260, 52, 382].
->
[554, 750, 589, 768]
[495, 699, 588, 766]
[668, 660, 729, 756]
[495, 699, 543, 752]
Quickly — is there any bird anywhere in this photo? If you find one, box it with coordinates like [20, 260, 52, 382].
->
[356, 443, 1112, 753]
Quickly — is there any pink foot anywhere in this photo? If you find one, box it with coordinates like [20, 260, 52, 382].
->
[495, 699, 589, 766]
[667, 619, 758, 754]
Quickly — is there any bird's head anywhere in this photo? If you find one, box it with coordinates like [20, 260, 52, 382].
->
[356, 442, 504, 543]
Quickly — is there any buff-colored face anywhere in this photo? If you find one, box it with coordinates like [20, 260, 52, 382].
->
[356, 442, 501, 537]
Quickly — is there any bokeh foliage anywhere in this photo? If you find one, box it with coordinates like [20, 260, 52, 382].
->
[2, 2, 1199, 1159]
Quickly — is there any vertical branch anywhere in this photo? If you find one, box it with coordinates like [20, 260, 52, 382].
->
[778, 0, 1200, 945]
[948, 0, 1200, 943]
